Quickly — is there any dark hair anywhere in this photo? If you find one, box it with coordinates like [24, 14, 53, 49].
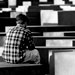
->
[16, 14, 29, 24]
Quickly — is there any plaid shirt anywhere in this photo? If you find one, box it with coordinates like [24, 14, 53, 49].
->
[2, 26, 35, 64]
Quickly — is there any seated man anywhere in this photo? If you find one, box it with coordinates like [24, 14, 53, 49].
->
[2, 14, 40, 64]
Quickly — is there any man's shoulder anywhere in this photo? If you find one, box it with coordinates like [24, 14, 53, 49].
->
[24, 28, 31, 34]
[7, 26, 20, 34]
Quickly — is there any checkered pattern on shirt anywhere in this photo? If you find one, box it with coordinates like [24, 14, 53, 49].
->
[2, 26, 35, 63]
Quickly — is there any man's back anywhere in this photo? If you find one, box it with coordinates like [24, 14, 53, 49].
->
[2, 26, 34, 64]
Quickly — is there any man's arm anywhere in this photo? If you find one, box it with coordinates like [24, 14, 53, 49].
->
[25, 30, 35, 50]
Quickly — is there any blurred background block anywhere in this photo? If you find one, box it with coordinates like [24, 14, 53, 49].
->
[39, 0, 47, 2]
[54, 0, 65, 5]
[55, 51, 75, 75]
[40, 10, 58, 25]
[8, 0, 17, 7]
[46, 40, 73, 47]
[43, 32, 64, 37]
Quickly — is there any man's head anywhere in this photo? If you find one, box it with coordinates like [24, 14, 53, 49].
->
[16, 14, 29, 27]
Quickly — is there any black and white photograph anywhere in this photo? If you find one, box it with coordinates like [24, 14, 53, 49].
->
[0, 0, 75, 75]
